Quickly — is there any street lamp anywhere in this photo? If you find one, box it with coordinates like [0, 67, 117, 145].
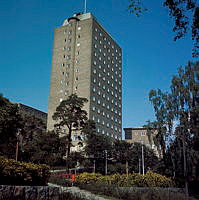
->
[141, 141, 145, 175]
[105, 150, 107, 175]
[15, 128, 21, 161]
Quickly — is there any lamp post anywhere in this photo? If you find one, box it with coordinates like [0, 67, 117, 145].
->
[93, 160, 96, 173]
[138, 158, 141, 174]
[105, 150, 107, 175]
[141, 141, 145, 175]
[15, 129, 21, 161]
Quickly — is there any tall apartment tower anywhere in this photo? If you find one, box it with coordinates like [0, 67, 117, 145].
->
[47, 13, 122, 139]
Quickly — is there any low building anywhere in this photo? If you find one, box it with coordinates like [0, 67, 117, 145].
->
[124, 127, 162, 158]
[17, 103, 47, 124]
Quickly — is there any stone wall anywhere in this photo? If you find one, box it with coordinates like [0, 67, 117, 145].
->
[0, 185, 60, 200]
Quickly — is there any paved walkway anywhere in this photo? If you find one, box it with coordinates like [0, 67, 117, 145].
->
[48, 183, 109, 200]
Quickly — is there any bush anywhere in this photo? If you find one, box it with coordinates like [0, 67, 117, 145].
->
[77, 184, 187, 200]
[48, 175, 73, 187]
[76, 171, 174, 187]
[0, 156, 50, 185]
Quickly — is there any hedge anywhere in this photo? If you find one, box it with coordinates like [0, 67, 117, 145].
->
[0, 156, 50, 186]
[76, 171, 174, 187]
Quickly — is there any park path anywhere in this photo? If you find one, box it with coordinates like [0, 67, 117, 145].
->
[48, 183, 110, 200]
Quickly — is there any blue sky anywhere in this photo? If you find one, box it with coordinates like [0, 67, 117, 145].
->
[0, 0, 196, 134]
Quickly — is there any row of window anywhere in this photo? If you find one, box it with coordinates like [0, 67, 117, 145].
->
[93, 115, 121, 132]
[93, 77, 121, 92]
[92, 105, 121, 117]
[93, 86, 121, 101]
[93, 61, 121, 76]
[92, 106, 121, 124]
[94, 28, 121, 56]
[92, 95, 121, 108]
[96, 128, 120, 139]
[93, 70, 121, 86]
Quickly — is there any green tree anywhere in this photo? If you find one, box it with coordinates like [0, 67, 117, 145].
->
[0, 94, 22, 159]
[22, 130, 65, 166]
[83, 123, 113, 174]
[149, 61, 199, 197]
[113, 140, 133, 175]
[52, 94, 88, 169]
[128, 0, 199, 57]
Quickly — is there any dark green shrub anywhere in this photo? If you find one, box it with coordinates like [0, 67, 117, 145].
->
[0, 156, 50, 185]
[76, 171, 174, 187]
[48, 175, 73, 187]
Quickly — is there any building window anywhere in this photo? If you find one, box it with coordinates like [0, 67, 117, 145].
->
[60, 98, 63, 102]
[92, 96, 96, 101]
[125, 131, 132, 139]
[76, 77, 78, 81]
[78, 26, 81, 30]
[141, 132, 146, 136]
[92, 106, 95, 111]
[77, 43, 80, 47]
[78, 35, 81, 38]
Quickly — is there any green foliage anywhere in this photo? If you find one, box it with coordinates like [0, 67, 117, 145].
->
[48, 175, 73, 187]
[0, 94, 22, 158]
[22, 130, 66, 166]
[0, 156, 50, 185]
[77, 183, 187, 200]
[53, 94, 88, 164]
[76, 171, 173, 187]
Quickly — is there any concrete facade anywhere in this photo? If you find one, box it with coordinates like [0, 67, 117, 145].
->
[47, 13, 122, 139]
[124, 127, 161, 158]
[18, 103, 47, 124]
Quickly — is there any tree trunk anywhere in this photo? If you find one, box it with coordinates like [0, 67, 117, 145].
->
[182, 137, 189, 199]
[126, 160, 129, 177]
[66, 126, 72, 173]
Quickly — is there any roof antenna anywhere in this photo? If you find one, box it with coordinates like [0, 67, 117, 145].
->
[84, 0, 87, 13]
